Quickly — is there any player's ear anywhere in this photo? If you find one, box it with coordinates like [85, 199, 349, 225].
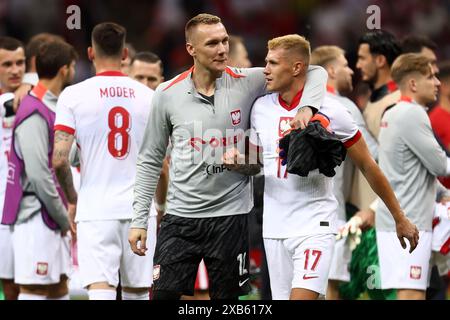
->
[58, 64, 69, 79]
[122, 47, 129, 62]
[186, 42, 195, 58]
[409, 77, 418, 93]
[375, 54, 387, 69]
[327, 65, 336, 79]
[87, 47, 94, 61]
[292, 60, 304, 77]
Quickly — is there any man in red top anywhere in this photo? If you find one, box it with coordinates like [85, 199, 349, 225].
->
[429, 61, 450, 188]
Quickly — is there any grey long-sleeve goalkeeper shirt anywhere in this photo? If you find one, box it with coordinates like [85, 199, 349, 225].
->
[377, 99, 450, 231]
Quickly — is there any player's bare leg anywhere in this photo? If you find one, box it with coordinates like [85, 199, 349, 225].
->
[397, 289, 425, 300]
[20, 284, 48, 299]
[1, 279, 19, 300]
[87, 282, 117, 300]
[326, 280, 341, 300]
[181, 289, 210, 300]
[290, 287, 319, 300]
[122, 286, 150, 300]
[47, 275, 69, 299]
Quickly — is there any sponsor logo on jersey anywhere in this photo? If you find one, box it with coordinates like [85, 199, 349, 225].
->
[205, 164, 232, 176]
[36, 262, 48, 276]
[410, 265, 422, 280]
[190, 133, 244, 152]
[230, 109, 241, 126]
[153, 264, 161, 281]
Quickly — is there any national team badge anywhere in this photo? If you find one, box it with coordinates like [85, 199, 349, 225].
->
[278, 117, 293, 137]
[230, 109, 241, 126]
[410, 265, 422, 280]
[36, 262, 48, 276]
[153, 264, 161, 281]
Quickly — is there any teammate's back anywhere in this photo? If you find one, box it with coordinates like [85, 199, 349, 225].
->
[55, 73, 153, 221]
[53, 21, 156, 300]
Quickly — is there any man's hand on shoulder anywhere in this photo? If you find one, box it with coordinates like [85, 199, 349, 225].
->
[13, 83, 32, 112]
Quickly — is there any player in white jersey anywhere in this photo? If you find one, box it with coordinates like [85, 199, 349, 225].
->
[53, 23, 155, 300]
[0, 36, 25, 300]
[232, 34, 419, 300]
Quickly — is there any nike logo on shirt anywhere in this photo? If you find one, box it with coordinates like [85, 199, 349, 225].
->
[303, 274, 318, 280]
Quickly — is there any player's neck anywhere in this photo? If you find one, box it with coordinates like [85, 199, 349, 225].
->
[192, 63, 221, 96]
[279, 77, 306, 106]
[439, 95, 450, 112]
[373, 69, 392, 90]
[94, 60, 122, 75]
[327, 80, 337, 94]
[39, 78, 63, 97]
[401, 89, 427, 107]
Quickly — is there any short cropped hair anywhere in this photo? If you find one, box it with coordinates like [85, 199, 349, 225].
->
[125, 42, 136, 60]
[26, 33, 64, 68]
[131, 51, 164, 75]
[91, 22, 126, 57]
[391, 53, 432, 85]
[359, 30, 401, 66]
[36, 40, 78, 79]
[310, 45, 345, 67]
[0, 36, 24, 52]
[401, 35, 437, 54]
[185, 13, 222, 42]
[268, 34, 311, 64]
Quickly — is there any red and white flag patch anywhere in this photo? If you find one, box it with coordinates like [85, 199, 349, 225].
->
[36, 262, 48, 276]
[153, 264, 161, 281]
[410, 265, 422, 280]
[230, 109, 241, 126]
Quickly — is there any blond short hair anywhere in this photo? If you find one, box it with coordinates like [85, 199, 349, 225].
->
[268, 34, 311, 64]
[391, 53, 432, 85]
[185, 13, 222, 42]
[310, 45, 345, 67]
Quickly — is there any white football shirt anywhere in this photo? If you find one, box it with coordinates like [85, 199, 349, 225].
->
[55, 71, 154, 221]
[250, 90, 361, 238]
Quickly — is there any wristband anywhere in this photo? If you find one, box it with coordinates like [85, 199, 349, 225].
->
[155, 202, 166, 212]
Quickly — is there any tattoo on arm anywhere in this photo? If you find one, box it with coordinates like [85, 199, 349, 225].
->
[53, 131, 77, 204]
[54, 163, 77, 204]
[55, 131, 72, 143]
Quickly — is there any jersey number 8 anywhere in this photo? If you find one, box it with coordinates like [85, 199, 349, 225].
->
[108, 106, 131, 159]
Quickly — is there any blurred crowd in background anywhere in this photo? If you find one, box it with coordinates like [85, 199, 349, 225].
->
[1, 0, 449, 86]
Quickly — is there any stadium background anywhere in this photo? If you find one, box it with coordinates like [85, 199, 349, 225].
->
[1, 0, 449, 83]
[0, 0, 449, 300]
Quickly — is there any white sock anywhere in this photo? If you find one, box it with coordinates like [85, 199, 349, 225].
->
[48, 294, 70, 300]
[121, 290, 149, 300]
[88, 289, 117, 300]
[18, 293, 47, 300]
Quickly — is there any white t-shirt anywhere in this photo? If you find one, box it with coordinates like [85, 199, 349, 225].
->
[55, 71, 154, 221]
[250, 91, 360, 238]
